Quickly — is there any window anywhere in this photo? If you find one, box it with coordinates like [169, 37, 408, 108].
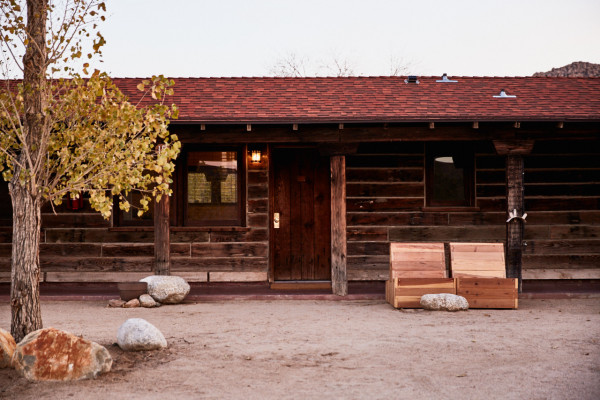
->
[184, 149, 244, 226]
[426, 143, 474, 207]
[115, 191, 155, 226]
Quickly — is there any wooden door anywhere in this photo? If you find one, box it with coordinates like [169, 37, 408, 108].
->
[271, 148, 331, 281]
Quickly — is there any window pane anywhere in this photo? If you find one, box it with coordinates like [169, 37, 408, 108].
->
[433, 156, 466, 203]
[121, 191, 154, 224]
[187, 151, 240, 224]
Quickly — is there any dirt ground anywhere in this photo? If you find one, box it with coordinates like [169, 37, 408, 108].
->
[0, 298, 599, 400]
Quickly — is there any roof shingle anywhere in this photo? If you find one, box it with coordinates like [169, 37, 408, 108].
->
[113, 76, 600, 123]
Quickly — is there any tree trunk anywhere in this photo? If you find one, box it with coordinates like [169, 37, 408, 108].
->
[9, 182, 43, 342]
[9, 0, 49, 342]
[154, 193, 170, 275]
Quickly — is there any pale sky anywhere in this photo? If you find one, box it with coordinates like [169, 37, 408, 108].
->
[100, 0, 600, 78]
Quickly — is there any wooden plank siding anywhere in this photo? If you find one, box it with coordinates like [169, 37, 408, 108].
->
[346, 139, 600, 281]
[0, 150, 270, 283]
[0, 136, 598, 284]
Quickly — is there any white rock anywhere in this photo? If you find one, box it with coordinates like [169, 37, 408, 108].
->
[139, 294, 158, 308]
[140, 275, 190, 304]
[117, 318, 167, 351]
[420, 293, 469, 311]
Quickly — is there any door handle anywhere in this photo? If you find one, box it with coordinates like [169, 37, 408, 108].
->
[274, 212, 280, 229]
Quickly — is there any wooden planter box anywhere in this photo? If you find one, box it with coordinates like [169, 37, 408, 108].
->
[386, 278, 456, 308]
[456, 278, 518, 309]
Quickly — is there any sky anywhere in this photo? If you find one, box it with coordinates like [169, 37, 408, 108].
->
[99, 0, 600, 78]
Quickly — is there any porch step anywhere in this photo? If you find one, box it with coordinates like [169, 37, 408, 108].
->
[270, 281, 332, 290]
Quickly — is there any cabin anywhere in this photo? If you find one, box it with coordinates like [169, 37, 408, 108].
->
[1, 75, 599, 295]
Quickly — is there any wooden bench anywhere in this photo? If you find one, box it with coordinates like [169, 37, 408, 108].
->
[450, 242, 518, 309]
[386, 243, 454, 308]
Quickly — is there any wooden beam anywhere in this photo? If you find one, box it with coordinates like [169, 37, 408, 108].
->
[506, 154, 524, 292]
[493, 139, 535, 155]
[154, 194, 170, 275]
[330, 155, 347, 296]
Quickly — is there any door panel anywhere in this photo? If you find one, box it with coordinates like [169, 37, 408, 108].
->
[272, 148, 331, 281]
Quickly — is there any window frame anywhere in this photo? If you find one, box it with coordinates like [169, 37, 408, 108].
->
[425, 142, 475, 208]
[181, 146, 246, 227]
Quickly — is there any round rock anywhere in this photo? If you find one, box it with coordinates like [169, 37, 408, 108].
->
[420, 293, 469, 311]
[0, 328, 17, 369]
[117, 318, 167, 351]
[12, 328, 112, 381]
[140, 275, 190, 304]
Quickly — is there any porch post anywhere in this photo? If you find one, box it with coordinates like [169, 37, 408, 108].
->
[330, 155, 348, 296]
[154, 193, 170, 275]
[506, 154, 524, 292]
[493, 139, 534, 293]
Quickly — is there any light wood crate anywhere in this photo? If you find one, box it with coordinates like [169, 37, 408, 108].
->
[456, 278, 518, 309]
[386, 278, 456, 308]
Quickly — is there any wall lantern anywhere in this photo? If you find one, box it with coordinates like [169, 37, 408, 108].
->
[250, 149, 262, 164]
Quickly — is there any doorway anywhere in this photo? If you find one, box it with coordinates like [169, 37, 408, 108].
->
[270, 148, 331, 281]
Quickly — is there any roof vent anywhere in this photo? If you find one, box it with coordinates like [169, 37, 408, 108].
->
[404, 75, 419, 84]
[493, 89, 517, 98]
[436, 73, 457, 83]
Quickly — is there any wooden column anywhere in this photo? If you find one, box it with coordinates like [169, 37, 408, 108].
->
[330, 155, 348, 296]
[506, 155, 524, 291]
[154, 194, 170, 275]
[494, 139, 533, 293]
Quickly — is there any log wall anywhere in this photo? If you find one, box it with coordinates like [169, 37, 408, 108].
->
[0, 151, 270, 283]
[1, 137, 598, 284]
[347, 140, 600, 281]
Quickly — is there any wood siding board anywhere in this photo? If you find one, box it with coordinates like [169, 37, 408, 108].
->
[347, 198, 424, 212]
[523, 254, 600, 269]
[170, 257, 268, 272]
[347, 212, 448, 227]
[39, 257, 154, 272]
[346, 183, 424, 198]
[388, 226, 505, 241]
[346, 168, 424, 183]
[209, 229, 268, 243]
[191, 242, 268, 258]
[523, 239, 600, 255]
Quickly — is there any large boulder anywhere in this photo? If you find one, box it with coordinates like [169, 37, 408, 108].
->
[0, 328, 16, 368]
[140, 275, 190, 304]
[117, 318, 167, 351]
[420, 293, 469, 311]
[12, 328, 112, 381]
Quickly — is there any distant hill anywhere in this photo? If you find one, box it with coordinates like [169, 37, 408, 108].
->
[533, 61, 600, 77]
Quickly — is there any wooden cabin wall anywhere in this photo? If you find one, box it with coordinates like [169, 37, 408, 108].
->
[346, 139, 600, 282]
[0, 151, 270, 283]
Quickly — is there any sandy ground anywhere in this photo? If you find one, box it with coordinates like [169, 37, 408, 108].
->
[0, 298, 599, 400]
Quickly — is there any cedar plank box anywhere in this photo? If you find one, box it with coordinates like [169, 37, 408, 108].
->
[386, 243, 454, 308]
[451, 243, 518, 309]
[385, 242, 518, 309]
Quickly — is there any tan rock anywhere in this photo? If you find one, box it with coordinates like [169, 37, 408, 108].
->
[13, 327, 112, 381]
[139, 294, 158, 308]
[124, 298, 140, 308]
[108, 299, 126, 308]
[0, 328, 17, 368]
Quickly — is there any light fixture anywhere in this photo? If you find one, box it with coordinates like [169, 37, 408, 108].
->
[250, 149, 262, 163]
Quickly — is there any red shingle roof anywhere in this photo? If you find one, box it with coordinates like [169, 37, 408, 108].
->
[113, 76, 600, 124]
